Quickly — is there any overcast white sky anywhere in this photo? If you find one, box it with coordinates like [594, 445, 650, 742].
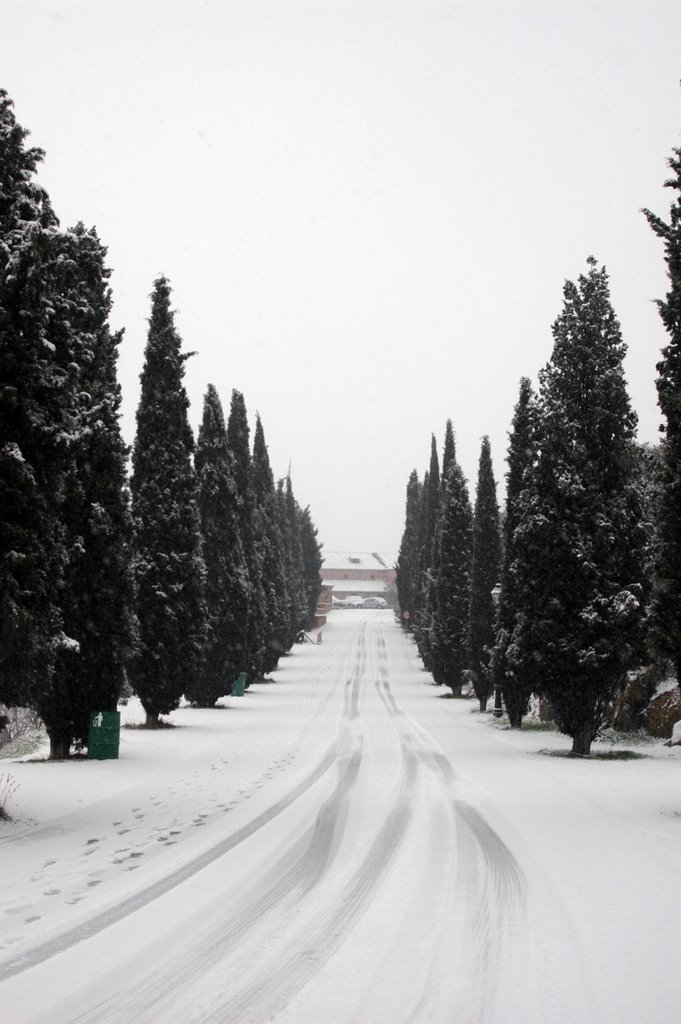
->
[3, 1, 681, 557]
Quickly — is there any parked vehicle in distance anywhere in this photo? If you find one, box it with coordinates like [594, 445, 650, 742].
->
[362, 597, 388, 609]
[344, 596, 364, 608]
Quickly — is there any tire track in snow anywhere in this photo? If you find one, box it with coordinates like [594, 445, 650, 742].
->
[373, 631, 528, 1023]
[0, 623, 368, 985]
[216, 742, 419, 1024]
[194, 623, 420, 1024]
[55, 622, 371, 1024]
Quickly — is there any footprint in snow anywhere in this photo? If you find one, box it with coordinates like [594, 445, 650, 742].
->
[25, 916, 41, 924]
[43, 888, 60, 897]
[87, 879, 103, 888]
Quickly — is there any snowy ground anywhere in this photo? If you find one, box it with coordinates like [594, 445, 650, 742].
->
[1, 610, 679, 1023]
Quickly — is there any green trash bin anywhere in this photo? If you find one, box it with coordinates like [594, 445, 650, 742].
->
[88, 711, 121, 760]
[233, 672, 247, 697]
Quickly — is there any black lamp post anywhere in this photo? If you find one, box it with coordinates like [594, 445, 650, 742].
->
[491, 583, 503, 718]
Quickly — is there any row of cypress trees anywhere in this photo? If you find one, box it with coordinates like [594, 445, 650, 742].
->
[130, 277, 322, 728]
[0, 90, 322, 756]
[398, 231, 679, 754]
[396, 425, 502, 714]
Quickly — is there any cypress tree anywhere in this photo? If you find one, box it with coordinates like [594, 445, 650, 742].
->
[226, 390, 265, 682]
[511, 260, 643, 754]
[189, 385, 246, 705]
[278, 476, 307, 646]
[468, 436, 502, 711]
[252, 414, 289, 672]
[396, 469, 422, 622]
[46, 225, 134, 756]
[415, 436, 440, 667]
[299, 504, 323, 628]
[409, 468, 429, 631]
[0, 91, 63, 712]
[494, 378, 538, 727]
[440, 419, 456, 483]
[430, 431, 473, 696]
[643, 147, 681, 696]
[130, 277, 207, 726]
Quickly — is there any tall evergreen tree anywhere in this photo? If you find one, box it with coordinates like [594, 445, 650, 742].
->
[643, 147, 681, 696]
[0, 91, 64, 712]
[252, 414, 289, 672]
[189, 385, 247, 705]
[441, 419, 456, 483]
[130, 277, 207, 726]
[299, 504, 323, 628]
[415, 436, 440, 667]
[46, 225, 134, 756]
[278, 475, 308, 646]
[409, 468, 429, 629]
[430, 431, 473, 696]
[396, 469, 422, 621]
[493, 378, 538, 727]
[226, 390, 266, 682]
[467, 436, 502, 711]
[510, 260, 643, 754]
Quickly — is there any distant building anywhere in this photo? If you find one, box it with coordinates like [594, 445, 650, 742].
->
[320, 552, 398, 607]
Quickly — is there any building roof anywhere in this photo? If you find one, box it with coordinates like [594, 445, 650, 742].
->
[321, 551, 396, 571]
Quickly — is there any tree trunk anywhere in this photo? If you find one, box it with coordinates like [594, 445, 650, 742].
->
[144, 710, 160, 729]
[571, 726, 593, 756]
[448, 683, 462, 697]
[479, 697, 488, 712]
[49, 735, 71, 760]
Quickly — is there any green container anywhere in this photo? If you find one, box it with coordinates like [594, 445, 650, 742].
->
[233, 672, 247, 697]
[88, 711, 121, 760]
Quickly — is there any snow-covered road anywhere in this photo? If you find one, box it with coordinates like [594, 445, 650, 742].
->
[1, 611, 680, 1023]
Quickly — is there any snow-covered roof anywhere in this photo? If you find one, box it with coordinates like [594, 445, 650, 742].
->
[321, 551, 396, 571]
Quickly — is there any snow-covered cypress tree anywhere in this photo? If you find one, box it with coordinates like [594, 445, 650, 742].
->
[396, 469, 422, 620]
[45, 225, 134, 756]
[130, 277, 207, 726]
[226, 390, 265, 682]
[189, 384, 247, 705]
[430, 430, 473, 695]
[467, 436, 502, 711]
[511, 260, 643, 754]
[414, 436, 440, 667]
[252, 414, 289, 671]
[298, 504, 323, 628]
[494, 378, 538, 727]
[0, 91, 63, 711]
[643, 148, 681, 697]
[441, 418, 456, 482]
[278, 475, 308, 646]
